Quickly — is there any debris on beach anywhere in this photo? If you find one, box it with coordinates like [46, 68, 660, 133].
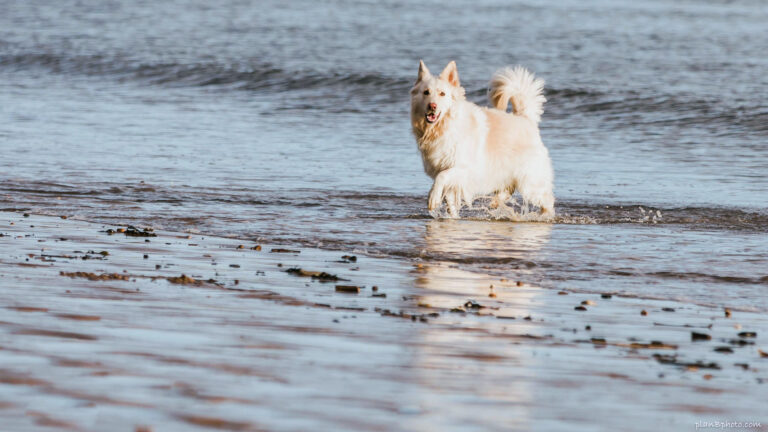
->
[270, 248, 300, 254]
[464, 300, 484, 310]
[652, 354, 720, 370]
[340, 255, 357, 263]
[286, 267, 346, 281]
[618, 341, 677, 350]
[60, 271, 130, 281]
[335, 285, 360, 293]
[691, 332, 712, 341]
[104, 226, 157, 237]
[167, 274, 198, 285]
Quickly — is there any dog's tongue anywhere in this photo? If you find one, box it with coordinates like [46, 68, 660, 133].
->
[427, 113, 437, 122]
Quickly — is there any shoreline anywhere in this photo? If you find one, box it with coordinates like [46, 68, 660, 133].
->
[1, 212, 766, 431]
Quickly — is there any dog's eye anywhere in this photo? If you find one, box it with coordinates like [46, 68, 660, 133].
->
[423, 90, 430, 95]
[440, 91, 446, 96]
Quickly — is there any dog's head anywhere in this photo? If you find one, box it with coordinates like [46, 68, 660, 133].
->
[410, 60, 465, 129]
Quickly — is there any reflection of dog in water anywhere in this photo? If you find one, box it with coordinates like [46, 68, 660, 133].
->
[410, 61, 555, 218]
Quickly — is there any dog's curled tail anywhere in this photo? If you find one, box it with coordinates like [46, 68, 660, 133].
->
[489, 66, 546, 123]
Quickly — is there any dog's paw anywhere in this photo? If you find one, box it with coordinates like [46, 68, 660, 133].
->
[427, 183, 444, 211]
[427, 194, 441, 211]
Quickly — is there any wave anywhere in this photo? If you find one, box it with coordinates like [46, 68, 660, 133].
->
[2, 179, 766, 232]
[0, 51, 406, 94]
[3, 49, 764, 132]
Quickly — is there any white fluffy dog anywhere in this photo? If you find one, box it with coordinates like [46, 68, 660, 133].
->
[410, 60, 555, 218]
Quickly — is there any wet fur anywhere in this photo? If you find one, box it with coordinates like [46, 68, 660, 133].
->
[410, 61, 555, 218]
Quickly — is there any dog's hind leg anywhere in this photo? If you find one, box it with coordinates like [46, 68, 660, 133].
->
[461, 188, 474, 209]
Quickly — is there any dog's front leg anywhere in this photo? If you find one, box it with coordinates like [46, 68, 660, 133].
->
[428, 168, 463, 212]
[427, 177, 446, 211]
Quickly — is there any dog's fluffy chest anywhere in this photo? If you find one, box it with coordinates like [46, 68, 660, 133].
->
[418, 135, 458, 179]
[416, 105, 487, 179]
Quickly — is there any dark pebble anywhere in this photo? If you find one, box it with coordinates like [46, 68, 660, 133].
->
[335, 285, 360, 293]
[691, 332, 712, 341]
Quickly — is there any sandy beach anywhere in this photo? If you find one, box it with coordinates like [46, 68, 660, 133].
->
[1, 212, 766, 431]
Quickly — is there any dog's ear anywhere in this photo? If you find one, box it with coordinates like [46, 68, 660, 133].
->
[439, 61, 460, 87]
[417, 60, 431, 82]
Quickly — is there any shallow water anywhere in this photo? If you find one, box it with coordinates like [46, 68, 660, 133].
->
[2, 0, 767, 311]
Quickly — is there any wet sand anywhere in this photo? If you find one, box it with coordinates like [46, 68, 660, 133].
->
[1, 212, 766, 432]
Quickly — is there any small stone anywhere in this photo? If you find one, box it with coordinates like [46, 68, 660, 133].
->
[724, 308, 732, 318]
[516, 281, 523, 287]
[558, 291, 568, 295]
[237, 245, 244, 249]
[60, 215, 67, 219]
[143, 254, 149, 259]
[574, 306, 587, 311]
[640, 310, 648, 316]
[335, 285, 360, 293]
[372, 286, 379, 291]
[581, 300, 595, 306]
[489, 293, 497, 298]
[601, 293, 612, 299]
[691, 332, 712, 341]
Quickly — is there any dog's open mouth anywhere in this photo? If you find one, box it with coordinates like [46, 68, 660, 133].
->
[425, 111, 440, 124]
